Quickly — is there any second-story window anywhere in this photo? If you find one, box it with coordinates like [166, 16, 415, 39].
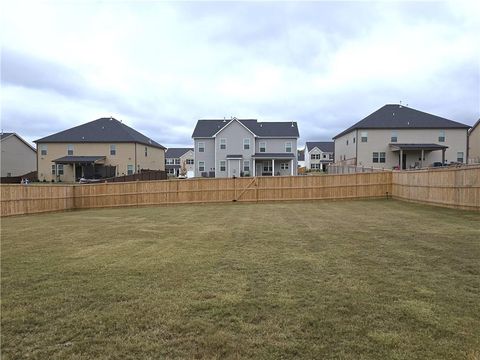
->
[110, 144, 116, 155]
[439, 130, 445, 142]
[166, 159, 174, 165]
[67, 144, 74, 156]
[285, 142, 292, 153]
[219, 138, 227, 150]
[144, 147, 148, 157]
[259, 141, 266, 153]
[175, 159, 180, 165]
[361, 131, 368, 142]
[198, 142, 205, 152]
[243, 138, 250, 150]
[391, 130, 398, 143]
[186, 159, 194, 165]
[40, 144, 47, 156]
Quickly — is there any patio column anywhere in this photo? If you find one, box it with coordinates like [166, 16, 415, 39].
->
[400, 149, 403, 170]
[442, 149, 446, 164]
[291, 159, 294, 176]
[73, 163, 76, 182]
[420, 149, 424, 168]
[272, 159, 275, 176]
[252, 159, 255, 176]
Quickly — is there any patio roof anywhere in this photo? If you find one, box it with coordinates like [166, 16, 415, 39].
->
[226, 154, 243, 159]
[252, 153, 296, 159]
[389, 143, 448, 151]
[53, 156, 106, 164]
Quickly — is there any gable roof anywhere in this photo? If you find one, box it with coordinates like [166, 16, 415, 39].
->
[333, 104, 470, 139]
[34, 117, 166, 149]
[469, 119, 480, 135]
[192, 118, 299, 138]
[0, 132, 36, 152]
[306, 141, 334, 153]
[165, 147, 193, 158]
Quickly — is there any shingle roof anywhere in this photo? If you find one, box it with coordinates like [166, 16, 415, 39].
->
[192, 118, 299, 138]
[389, 143, 448, 151]
[53, 156, 106, 164]
[165, 148, 193, 158]
[306, 141, 334, 153]
[34, 117, 166, 149]
[333, 104, 470, 139]
[251, 153, 296, 158]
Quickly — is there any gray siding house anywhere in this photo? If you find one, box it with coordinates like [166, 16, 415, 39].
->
[192, 118, 300, 178]
[333, 104, 470, 169]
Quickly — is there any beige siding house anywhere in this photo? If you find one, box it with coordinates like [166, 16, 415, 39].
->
[0, 132, 37, 177]
[165, 148, 194, 177]
[333, 105, 470, 170]
[35, 117, 166, 182]
[468, 119, 480, 164]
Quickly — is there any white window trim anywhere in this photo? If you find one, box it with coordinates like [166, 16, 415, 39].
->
[285, 141, 292, 153]
[243, 160, 250, 172]
[219, 138, 227, 150]
[243, 138, 250, 150]
[259, 141, 266, 153]
[67, 144, 74, 155]
[127, 164, 134, 175]
[220, 160, 226, 171]
[198, 142, 205, 152]
[110, 144, 116, 155]
[198, 161, 205, 172]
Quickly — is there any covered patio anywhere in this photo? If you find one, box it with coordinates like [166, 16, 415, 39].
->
[53, 156, 114, 182]
[389, 143, 448, 170]
[251, 153, 296, 176]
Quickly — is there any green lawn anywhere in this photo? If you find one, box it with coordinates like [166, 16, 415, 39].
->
[1, 200, 479, 359]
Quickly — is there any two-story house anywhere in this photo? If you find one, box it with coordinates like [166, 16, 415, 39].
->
[165, 148, 194, 177]
[35, 117, 166, 182]
[192, 118, 299, 178]
[1, 132, 37, 178]
[468, 119, 480, 164]
[333, 104, 470, 170]
[304, 141, 334, 171]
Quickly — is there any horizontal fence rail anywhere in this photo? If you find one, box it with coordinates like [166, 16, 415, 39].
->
[1, 167, 479, 216]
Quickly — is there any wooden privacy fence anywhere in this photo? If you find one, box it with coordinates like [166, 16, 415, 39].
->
[392, 165, 480, 210]
[0, 172, 391, 216]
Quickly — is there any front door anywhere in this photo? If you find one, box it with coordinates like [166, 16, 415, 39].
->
[228, 159, 241, 178]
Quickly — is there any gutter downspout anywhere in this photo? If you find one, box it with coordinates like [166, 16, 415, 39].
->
[355, 129, 358, 166]
[135, 143, 137, 174]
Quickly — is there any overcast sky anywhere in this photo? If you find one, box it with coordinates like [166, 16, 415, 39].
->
[1, 0, 479, 148]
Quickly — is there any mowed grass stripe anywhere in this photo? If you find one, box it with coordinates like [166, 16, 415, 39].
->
[1, 199, 479, 359]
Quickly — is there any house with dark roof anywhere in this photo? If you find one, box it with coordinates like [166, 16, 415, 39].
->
[304, 141, 334, 171]
[1, 132, 37, 178]
[192, 118, 300, 177]
[34, 117, 166, 182]
[332, 104, 470, 170]
[468, 119, 480, 164]
[165, 148, 194, 177]
[297, 149, 305, 168]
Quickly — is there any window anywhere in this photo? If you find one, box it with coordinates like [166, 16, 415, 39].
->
[186, 159, 194, 165]
[311, 163, 320, 170]
[373, 152, 385, 163]
[57, 164, 64, 175]
[379, 152, 386, 163]
[243, 160, 250, 172]
[67, 144, 74, 156]
[40, 144, 47, 156]
[166, 158, 174, 165]
[144, 147, 148, 157]
[259, 142, 266, 153]
[391, 130, 398, 143]
[280, 162, 289, 170]
[311, 154, 321, 160]
[353, 137, 356, 143]
[51, 164, 56, 175]
[127, 165, 134, 175]
[7, 172, 11, 177]
[167, 168, 175, 175]
[243, 138, 250, 150]
[323, 154, 327, 159]
[219, 138, 227, 150]
[285, 141, 292, 153]
[175, 159, 180, 165]
[198, 161, 205, 172]
[220, 160, 226, 171]
[263, 161, 272, 172]
[198, 142, 205, 152]
[346, 139, 349, 145]
[361, 131, 368, 142]
[457, 152, 464, 163]
[110, 144, 116, 155]
[439, 130, 445, 142]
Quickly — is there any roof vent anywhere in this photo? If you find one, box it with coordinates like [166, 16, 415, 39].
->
[223, 117, 226, 123]
[82, 136, 85, 140]
[149, 139, 152, 144]
[260, 123, 263, 127]
[110, 116, 113, 120]
[393, 112, 395, 116]
[233, 116, 237, 120]
[291, 121, 295, 127]
[102, 126, 105, 129]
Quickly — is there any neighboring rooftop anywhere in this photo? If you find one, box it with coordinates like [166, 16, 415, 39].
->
[165, 148, 193, 158]
[333, 104, 470, 139]
[306, 141, 334, 152]
[0, 132, 36, 151]
[192, 118, 299, 138]
[0, 132, 14, 140]
[34, 117, 166, 149]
